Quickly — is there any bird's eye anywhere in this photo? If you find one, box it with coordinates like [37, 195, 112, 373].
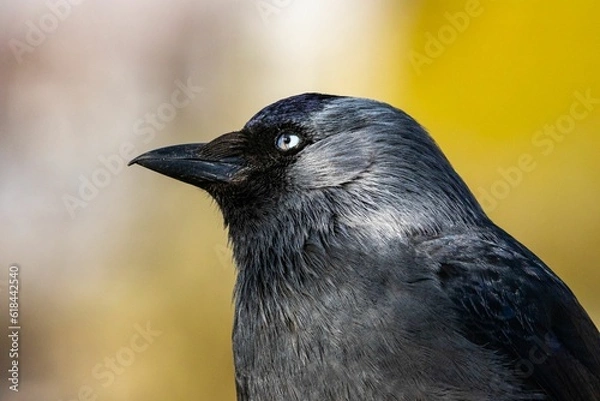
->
[275, 133, 301, 152]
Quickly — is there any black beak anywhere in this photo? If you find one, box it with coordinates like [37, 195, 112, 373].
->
[128, 143, 242, 188]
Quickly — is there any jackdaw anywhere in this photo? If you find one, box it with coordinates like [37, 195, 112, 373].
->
[129, 93, 600, 400]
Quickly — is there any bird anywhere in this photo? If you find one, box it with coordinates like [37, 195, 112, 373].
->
[129, 93, 600, 400]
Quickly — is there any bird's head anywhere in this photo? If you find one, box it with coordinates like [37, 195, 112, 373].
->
[130, 93, 487, 249]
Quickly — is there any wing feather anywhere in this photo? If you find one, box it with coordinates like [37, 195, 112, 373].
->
[418, 228, 600, 401]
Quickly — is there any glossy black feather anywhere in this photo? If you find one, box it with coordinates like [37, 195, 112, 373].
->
[418, 227, 600, 400]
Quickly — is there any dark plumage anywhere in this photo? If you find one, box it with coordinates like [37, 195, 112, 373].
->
[129, 93, 600, 400]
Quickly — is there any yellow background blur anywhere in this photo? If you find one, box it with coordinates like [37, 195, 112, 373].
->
[1, 1, 598, 400]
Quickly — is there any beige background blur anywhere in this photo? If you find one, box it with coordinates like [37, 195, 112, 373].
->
[1, 1, 599, 400]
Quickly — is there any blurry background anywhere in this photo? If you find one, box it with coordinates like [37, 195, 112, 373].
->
[1, 1, 599, 400]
